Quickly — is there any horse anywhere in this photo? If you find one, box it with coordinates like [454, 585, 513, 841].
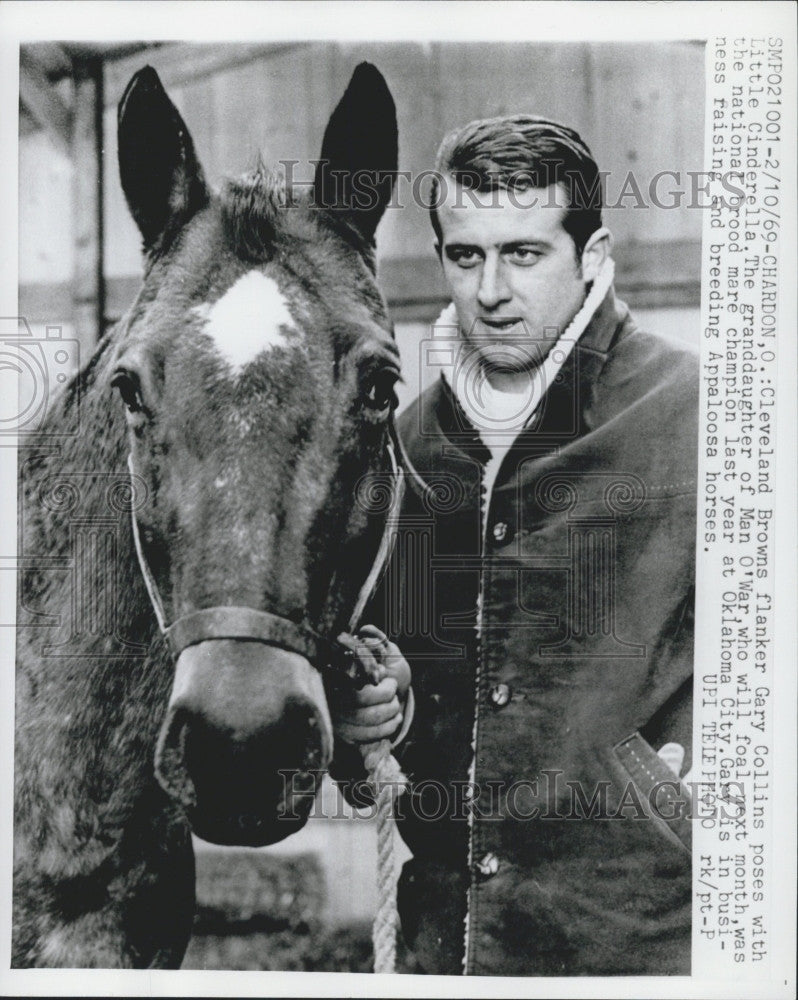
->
[14, 61, 400, 968]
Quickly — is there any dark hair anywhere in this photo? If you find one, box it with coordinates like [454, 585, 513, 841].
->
[429, 115, 603, 257]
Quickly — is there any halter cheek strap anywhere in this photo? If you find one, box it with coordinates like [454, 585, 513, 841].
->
[347, 429, 404, 632]
[127, 432, 403, 668]
[127, 453, 168, 632]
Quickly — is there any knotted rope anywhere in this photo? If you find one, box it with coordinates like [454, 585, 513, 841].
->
[360, 738, 407, 973]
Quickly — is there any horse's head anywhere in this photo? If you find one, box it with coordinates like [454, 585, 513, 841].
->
[111, 64, 399, 845]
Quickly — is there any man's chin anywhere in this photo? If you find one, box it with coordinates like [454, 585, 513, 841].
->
[473, 342, 550, 376]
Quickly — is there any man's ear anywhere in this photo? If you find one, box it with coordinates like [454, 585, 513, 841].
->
[580, 227, 611, 282]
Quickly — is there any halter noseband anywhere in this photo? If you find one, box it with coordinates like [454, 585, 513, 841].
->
[127, 428, 405, 669]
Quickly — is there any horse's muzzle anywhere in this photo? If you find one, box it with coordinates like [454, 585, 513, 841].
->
[154, 639, 333, 846]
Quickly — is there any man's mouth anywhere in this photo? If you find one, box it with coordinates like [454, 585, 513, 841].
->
[480, 317, 523, 331]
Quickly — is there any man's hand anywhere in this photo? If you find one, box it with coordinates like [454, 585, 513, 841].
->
[329, 625, 411, 745]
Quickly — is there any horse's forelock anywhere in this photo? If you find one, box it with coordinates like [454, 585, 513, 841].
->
[220, 167, 300, 263]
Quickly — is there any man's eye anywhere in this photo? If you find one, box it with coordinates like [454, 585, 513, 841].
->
[446, 248, 481, 267]
[508, 247, 541, 265]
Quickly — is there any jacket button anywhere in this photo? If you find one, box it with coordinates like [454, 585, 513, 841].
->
[489, 683, 512, 708]
[492, 521, 508, 542]
[474, 852, 500, 880]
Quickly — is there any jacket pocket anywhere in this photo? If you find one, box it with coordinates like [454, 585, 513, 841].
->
[613, 730, 692, 854]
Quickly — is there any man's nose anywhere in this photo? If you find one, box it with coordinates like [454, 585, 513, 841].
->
[477, 257, 511, 310]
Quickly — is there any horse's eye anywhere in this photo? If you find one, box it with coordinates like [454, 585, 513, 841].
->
[362, 370, 399, 415]
[111, 370, 145, 415]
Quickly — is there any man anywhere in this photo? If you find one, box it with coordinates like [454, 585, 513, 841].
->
[330, 116, 698, 976]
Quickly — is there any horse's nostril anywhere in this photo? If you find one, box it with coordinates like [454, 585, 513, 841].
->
[172, 702, 323, 795]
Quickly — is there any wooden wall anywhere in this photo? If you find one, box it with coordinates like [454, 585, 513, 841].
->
[20, 40, 705, 337]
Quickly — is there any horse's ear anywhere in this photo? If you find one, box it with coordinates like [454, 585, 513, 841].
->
[118, 66, 209, 254]
[314, 62, 397, 244]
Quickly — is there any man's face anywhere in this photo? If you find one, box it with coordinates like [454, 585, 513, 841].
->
[437, 179, 588, 376]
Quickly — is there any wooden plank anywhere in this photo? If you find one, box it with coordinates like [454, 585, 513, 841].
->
[614, 237, 702, 296]
[587, 42, 704, 245]
[72, 57, 104, 356]
[19, 131, 75, 286]
[19, 281, 71, 322]
[104, 42, 309, 109]
[19, 50, 72, 157]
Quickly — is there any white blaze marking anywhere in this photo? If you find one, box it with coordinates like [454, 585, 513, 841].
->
[193, 270, 296, 372]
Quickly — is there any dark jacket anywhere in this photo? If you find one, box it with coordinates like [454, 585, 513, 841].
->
[334, 287, 698, 976]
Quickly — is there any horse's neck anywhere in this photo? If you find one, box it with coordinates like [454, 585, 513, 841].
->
[15, 340, 174, 835]
[19, 336, 158, 664]
[22, 338, 122, 534]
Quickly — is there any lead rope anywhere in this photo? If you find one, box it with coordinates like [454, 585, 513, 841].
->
[347, 432, 408, 974]
[361, 739, 406, 973]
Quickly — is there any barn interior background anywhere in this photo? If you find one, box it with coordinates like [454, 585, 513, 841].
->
[18, 39, 704, 970]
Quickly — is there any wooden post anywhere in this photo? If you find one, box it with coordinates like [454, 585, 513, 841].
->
[72, 57, 104, 359]
[19, 50, 72, 158]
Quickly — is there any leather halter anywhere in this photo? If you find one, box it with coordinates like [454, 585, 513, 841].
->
[127, 426, 406, 669]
